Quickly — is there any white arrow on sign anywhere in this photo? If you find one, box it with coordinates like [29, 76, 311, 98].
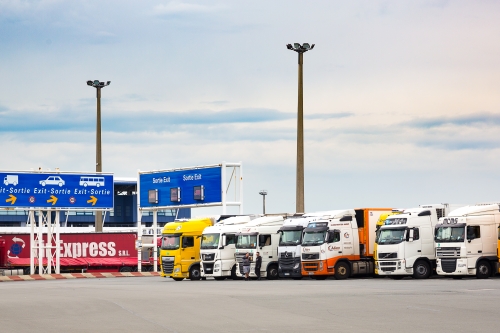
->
[7, 250, 18, 259]
[12, 237, 25, 248]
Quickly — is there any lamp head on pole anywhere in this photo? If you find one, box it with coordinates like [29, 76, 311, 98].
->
[286, 43, 315, 53]
[86, 80, 111, 88]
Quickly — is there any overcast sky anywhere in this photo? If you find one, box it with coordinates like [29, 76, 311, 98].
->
[1, 0, 500, 215]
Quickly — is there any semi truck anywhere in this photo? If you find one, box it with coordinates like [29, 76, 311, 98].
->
[200, 215, 253, 280]
[373, 210, 403, 273]
[435, 204, 500, 279]
[160, 217, 213, 281]
[375, 204, 461, 279]
[278, 212, 335, 279]
[301, 208, 392, 279]
[235, 216, 284, 279]
[0, 228, 153, 275]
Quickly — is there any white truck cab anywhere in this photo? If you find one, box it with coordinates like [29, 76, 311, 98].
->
[376, 204, 462, 279]
[435, 204, 500, 279]
[235, 216, 285, 279]
[278, 211, 339, 279]
[200, 216, 253, 280]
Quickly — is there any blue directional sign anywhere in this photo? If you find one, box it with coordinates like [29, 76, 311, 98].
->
[139, 166, 222, 208]
[0, 172, 114, 209]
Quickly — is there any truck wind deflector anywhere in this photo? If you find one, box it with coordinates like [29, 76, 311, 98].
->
[279, 226, 305, 231]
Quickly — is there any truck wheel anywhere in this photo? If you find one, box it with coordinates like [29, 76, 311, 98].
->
[334, 262, 350, 280]
[266, 265, 279, 280]
[476, 261, 491, 279]
[189, 265, 201, 280]
[119, 267, 133, 272]
[172, 278, 184, 281]
[214, 277, 225, 281]
[413, 260, 431, 279]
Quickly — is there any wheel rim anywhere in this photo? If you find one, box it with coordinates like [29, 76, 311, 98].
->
[479, 264, 489, 275]
[416, 264, 427, 276]
[192, 269, 200, 278]
[338, 266, 347, 276]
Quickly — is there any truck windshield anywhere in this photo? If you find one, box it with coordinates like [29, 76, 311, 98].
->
[302, 231, 326, 246]
[376, 228, 406, 244]
[201, 233, 220, 249]
[236, 234, 257, 249]
[280, 230, 302, 246]
[161, 235, 180, 250]
[435, 226, 465, 242]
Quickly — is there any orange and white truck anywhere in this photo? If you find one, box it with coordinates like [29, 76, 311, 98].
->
[301, 208, 391, 279]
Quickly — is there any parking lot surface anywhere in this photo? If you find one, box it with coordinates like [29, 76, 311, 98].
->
[2, 276, 500, 333]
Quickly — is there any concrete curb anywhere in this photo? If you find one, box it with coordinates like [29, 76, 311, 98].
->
[0, 272, 160, 282]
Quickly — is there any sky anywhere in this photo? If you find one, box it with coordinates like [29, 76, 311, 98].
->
[1, 0, 500, 216]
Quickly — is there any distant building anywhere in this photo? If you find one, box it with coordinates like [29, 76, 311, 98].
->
[0, 177, 190, 227]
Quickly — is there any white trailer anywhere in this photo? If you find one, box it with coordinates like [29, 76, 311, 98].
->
[375, 203, 462, 279]
[278, 211, 338, 279]
[200, 216, 254, 280]
[435, 204, 500, 279]
[235, 216, 284, 279]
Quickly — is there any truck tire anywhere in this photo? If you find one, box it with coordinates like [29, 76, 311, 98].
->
[266, 265, 279, 280]
[189, 265, 201, 280]
[334, 262, 350, 280]
[413, 260, 431, 279]
[172, 277, 184, 281]
[119, 267, 133, 272]
[476, 261, 491, 279]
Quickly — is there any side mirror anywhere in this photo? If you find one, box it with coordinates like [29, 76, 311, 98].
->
[408, 229, 414, 242]
[222, 234, 227, 246]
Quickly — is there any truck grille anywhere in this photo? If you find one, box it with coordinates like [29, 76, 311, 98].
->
[379, 261, 397, 266]
[202, 253, 215, 261]
[162, 256, 174, 274]
[279, 252, 295, 267]
[303, 262, 318, 272]
[437, 247, 460, 257]
[378, 252, 397, 259]
[440, 259, 457, 273]
[302, 253, 319, 260]
[202, 263, 214, 274]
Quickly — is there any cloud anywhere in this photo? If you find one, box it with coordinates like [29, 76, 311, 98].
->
[404, 112, 500, 129]
[153, 1, 218, 16]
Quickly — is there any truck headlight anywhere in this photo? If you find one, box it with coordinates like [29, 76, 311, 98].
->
[174, 268, 180, 273]
[294, 263, 300, 269]
[319, 262, 323, 270]
[214, 264, 220, 268]
[458, 263, 466, 268]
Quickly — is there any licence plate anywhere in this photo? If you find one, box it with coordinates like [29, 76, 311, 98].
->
[308, 272, 314, 275]
[284, 273, 289, 276]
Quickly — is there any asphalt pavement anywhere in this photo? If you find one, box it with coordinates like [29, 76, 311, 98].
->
[2, 275, 500, 333]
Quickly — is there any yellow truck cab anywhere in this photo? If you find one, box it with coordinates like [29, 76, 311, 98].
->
[160, 218, 213, 281]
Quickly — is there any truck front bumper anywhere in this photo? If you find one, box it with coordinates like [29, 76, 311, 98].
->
[375, 260, 412, 276]
[301, 260, 329, 276]
[436, 258, 470, 276]
[201, 261, 230, 277]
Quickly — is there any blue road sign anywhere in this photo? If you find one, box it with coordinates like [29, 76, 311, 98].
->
[0, 172, 114, 209]
[139, 166, 222, 208]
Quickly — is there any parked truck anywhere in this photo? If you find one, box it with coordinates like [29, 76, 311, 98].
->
[301, 208, 392, 279]
[375, 204, 461, 279]
[435, 204, 500, 279]
[200, 215, 254, 280]
[160, 217, 213, 281]
[373, 210, 403, 272]
[0, 227, 153, 275]
[278, 212, 335, 279]
[235, 216, 284, 279]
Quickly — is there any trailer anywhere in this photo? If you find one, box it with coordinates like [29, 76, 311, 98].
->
[0, 228, 154, 275]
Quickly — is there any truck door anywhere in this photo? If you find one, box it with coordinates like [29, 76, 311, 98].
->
[258, 234, 274, 267]
[404, 227, 422, 268]
[466, 225, 482, 268]
[181, 236, 195, 273]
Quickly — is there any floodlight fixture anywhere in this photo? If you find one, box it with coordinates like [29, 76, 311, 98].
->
[286, 43, 315, 53]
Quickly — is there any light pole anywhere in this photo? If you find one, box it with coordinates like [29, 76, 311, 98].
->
[287, 43, 314, 214]
[259, 190, 268, 215]
[87, 80, 111, 232]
